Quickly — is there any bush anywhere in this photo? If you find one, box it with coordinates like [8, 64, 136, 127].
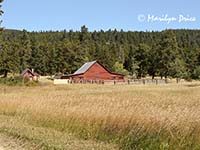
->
[0, 76, 39, 86]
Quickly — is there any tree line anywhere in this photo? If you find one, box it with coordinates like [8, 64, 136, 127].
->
[0, 26, 200, 80]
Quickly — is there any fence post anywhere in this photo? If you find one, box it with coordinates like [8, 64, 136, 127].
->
[143, 79, 145, 85]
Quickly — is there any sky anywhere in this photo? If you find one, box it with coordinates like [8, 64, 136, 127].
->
[1, 0, 200, 32]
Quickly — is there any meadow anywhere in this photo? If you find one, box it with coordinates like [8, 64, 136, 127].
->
[0, 82, 200, 149]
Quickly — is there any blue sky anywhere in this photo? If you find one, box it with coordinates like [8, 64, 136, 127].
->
[1, 0, 200, 31]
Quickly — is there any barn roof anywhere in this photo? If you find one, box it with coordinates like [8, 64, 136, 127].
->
[73, 61, 97, 75]
[72, 60, 125, 76]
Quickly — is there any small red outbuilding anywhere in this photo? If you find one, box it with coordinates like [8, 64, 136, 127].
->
[62, 61, 124, 81]
[20, 68, 39, 81]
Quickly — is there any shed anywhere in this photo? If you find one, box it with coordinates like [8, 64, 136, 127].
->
[20, 68, 39, 81]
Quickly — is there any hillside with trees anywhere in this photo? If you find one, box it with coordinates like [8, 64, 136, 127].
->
[0, 26, 200, 80]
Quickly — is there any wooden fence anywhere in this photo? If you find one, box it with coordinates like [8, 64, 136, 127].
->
[69, 79, 168, 85]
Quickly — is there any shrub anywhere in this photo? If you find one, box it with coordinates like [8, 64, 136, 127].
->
[0, 76, 38, 86]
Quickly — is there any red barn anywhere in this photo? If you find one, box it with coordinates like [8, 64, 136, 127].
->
[62, 61, 124, 81]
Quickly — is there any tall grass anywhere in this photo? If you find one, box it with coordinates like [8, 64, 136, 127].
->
[0, 83, 200, 149]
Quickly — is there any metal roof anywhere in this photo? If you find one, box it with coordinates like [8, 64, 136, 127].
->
[73, 61, 97, 75]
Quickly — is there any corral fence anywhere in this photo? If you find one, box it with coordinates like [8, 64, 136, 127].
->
[68, 79, 168, 85]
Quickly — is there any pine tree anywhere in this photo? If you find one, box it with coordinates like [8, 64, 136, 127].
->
[134, 44, 150, 78]
[169, 58, 187, 82]
[124, 45, 138, 76]
[148, 42, 162, 79]
[19, 30, 32, 72]
[158, 30, 179, 79]
[0, 42, 20, 77]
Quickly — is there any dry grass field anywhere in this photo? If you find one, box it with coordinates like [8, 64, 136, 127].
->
[0, 82, 200, 149]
